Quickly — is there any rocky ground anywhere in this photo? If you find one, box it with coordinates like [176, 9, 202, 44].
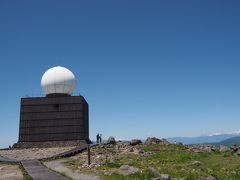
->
[49, 137, 176, 179]
[1, 137, 240, 179]
[68, 141, 152, 170]
[44, 159, 100, 180]
[0, 146, 76, 160]
[0, 163, 23, 180]
[46, 137, 240, 179]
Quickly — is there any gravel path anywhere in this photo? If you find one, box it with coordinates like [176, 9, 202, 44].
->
[0, 164, 23, 180]
[44, 160, 100, 180]
[0, 147, 76, 161]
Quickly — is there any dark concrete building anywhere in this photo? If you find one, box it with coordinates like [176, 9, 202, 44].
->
[19, 96, 89, 142]
[15, 66, 89, 148]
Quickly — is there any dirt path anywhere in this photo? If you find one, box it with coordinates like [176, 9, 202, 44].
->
[0, 164, 23, 180]
[44, 160, 100, 180]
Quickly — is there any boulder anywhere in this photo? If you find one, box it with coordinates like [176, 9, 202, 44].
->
[89, 163, 100, 169]
[149, 167, 170, 179]
[152, 174, 171, 180]
[237, 149, 240, 156]
[211, 147, 217, 152]
[189, 160, 202, 166]
[219, 145, 229, 152]
[199, 176, 216, 180]
[107, 136, 116, 144]
[159, 174, 171, 180]
[130, 139, 142, 146]
[202, 145, 213, 152]
[230, 144, 239, 152]
[118, 165, 139, 175]
[188, 144, 215, 153]
[145, 137, 169, 145]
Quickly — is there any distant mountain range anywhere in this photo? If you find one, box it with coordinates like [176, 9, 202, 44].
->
[217, 136, 240, 147]
[167, 131, 240, 145]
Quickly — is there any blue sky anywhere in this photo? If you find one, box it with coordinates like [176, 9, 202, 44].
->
[0, 0, 240, 147]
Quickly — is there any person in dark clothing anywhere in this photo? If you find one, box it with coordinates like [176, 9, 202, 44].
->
[99, 134, 102, 143]
[96, 133, 100, 143]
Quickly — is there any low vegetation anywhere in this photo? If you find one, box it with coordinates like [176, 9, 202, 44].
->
[62, 143, 240, 179]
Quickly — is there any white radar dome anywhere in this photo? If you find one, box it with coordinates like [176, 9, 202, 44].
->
[41, 66, 76, 96]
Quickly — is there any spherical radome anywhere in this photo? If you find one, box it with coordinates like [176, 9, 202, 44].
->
[41, 66, 76, 96]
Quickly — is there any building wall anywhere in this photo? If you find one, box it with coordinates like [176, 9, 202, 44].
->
[18, 96, 89, 142]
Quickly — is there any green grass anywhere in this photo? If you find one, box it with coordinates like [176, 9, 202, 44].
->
[62, 144, 240, 179]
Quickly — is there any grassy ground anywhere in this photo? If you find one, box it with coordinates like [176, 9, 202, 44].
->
[62, 144, 240, 179]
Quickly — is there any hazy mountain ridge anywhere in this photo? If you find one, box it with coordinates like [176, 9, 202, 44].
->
[167, 132, 240, 145]
[216, 136, 240, 147]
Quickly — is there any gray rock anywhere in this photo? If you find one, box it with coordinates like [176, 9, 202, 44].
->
[118, 165, 139, 175]
[129, 147, 134, 152]
[189, 160, 202, 166]
[211, 147, 217, 151]
[158, 174, 171, 180]
[145, 137, 170, 145]
[130, 139, 142, 146]
[199, 176, 216, 180]
[180, 168, 187, 173]
[149, 167, 171, 179]
[89, 163, 100, 168]
[149, 167, 161, 177]
[203, 145, 213, 152]
[107, 136, 116, 144]
[230, 144, 239, 152]
[188, 144, 216, 153]
[219, 145, 229, 152]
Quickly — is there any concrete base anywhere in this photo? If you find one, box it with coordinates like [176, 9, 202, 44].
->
[12, 140, 90, 149]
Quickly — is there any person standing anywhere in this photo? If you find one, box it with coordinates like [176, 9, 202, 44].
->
[99, 134, 102, 143]
[96, 133, 99, 143]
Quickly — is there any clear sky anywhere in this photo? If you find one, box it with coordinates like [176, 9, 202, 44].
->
[0, 0, 240, 147]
